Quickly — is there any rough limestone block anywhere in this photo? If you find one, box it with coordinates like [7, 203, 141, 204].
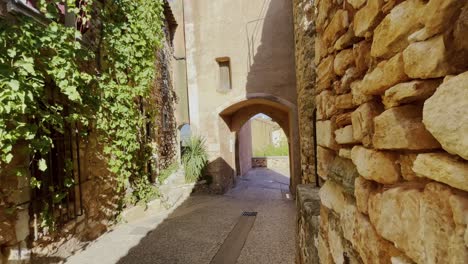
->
[328, 156, 360, 195]
[351, 81, 373, 106]
[368, 183, 468, 263]
[316, 0, 334, 33]
[335, 93, 355, 110]
[338, 67, 360, 94]
[322, 10, 349, 48]
[353, 0, 384, 37]
[334, 49, 354, 76]
[423, 72, 468, 160]
[354, 176, 377, 214]
[351, 146, 400, 184]
[360, 53, 409, 95]
[340, 201, 409, 264]
[347, 0, 366, 9]
[413, 153, 468, 192]
[353, 41, 372, 75]
[382, 79, 441, 109]
[328, 215, 346, 264]
[335, 112, 352, 128]
[319, 180, 347, 214]
[317, 55, 336, 92]
[317, 120, 338, 150]
[351, 101, 383, 147]
[338, 148, 352, 159]
[335, 125, 359, 145]
[397, 154, 418, 181]
[334, 26, 358, 51]
[318, 146, 336, 180]
[316, 90, 337, 120]
[371, 0, 425, 59]
[409, 0, 465, 42]
[318, 233, 334, 264]
[315, 36, 328, 65]
[373, 105, 441, 150]
[403, 35, 453, 79]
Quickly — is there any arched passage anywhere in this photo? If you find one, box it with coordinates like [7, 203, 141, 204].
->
[217, 96, 300, 194]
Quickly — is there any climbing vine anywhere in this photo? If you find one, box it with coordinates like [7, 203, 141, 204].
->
[0, 0, 165, 213]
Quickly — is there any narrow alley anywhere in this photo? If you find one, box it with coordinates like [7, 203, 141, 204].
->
[66, 168, 295, 264]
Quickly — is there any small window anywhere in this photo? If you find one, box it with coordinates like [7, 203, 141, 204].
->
[216, 57, 232, 92]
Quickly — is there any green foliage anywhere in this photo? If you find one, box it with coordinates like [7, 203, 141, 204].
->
[0, 0, 167, 225]
[182, 136, 208, 183]
[253, 141, 289, 157]
[158, 162, 180, 185]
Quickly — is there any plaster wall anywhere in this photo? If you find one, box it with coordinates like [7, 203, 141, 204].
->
[237, 120, 253, 177]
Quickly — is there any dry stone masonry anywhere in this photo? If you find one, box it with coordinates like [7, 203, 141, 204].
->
[296, 0, 468, 263]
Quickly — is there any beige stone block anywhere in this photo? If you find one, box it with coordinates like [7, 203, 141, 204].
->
[338, 67, 360, 94]
[361, 53, 409, 96]
[373, 105, 441, 150]
[320, 180, 347, 214]
[354, 176, 376, 214]
[382, 79, 441, 109]
[410, 0, 465, 42]
[371, 0, 425, 59]
[351, 146, 400, 184]
[335, 112, 352, 128]
[318, 146, 336, 180]
[318, 234, 334, 264]
[323, 10, 349, 48]
[334, 26, 358, 51]
[334, 49, 354, 76]
[413, 153, 468, 192]
[403, 35, 453, 79]
[317, 120, 338, 150]
[353, 0, 384, 37]
[335, 93, 355, 110]
[316, 90, 337, 120]
[368, 182, 468, 263]
[351, 101, 383, 147]
[347, 0, 366, 9]
[338, 148, 352, 159]
[335, 125, 358, 145]
[398, 154, 418, 181]
[353, 41, 372, 75]
[341, 201, 408, 264]
[315, 36, 328, 65]
[350, 81, 373, 106]
[316, 0, 334, 33]
[423, 71, 468, 160]
[328, 222, 345, 264]
[317, 55, 336, 92]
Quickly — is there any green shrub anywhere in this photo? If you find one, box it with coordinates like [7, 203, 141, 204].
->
[158, 162, 179, 184]
[182, 136, 208, 183]
[253, 142, 289, 157]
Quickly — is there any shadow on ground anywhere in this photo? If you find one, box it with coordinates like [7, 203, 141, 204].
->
[114, 168, 295, 264]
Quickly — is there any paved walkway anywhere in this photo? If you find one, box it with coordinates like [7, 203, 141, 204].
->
[66, 168, 296, 264]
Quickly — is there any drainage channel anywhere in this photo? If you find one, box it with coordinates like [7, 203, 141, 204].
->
[210, 212, 258, 264]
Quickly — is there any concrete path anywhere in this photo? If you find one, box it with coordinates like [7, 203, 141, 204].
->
[65, 168, 296, 264]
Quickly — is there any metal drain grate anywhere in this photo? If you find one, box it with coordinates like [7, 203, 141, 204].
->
[242, 211, 258, 217]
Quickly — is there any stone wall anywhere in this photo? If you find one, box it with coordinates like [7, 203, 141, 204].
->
[296, 0, 468, 263]
[252, 156, 290, 171]
[292, 0, 316, 184]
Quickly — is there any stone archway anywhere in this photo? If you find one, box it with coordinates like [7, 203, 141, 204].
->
[215, 94, 301, 195]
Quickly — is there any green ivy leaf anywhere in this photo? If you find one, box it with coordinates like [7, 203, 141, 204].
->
[38, 158, 47, 171]
[30, 177, 42, 189]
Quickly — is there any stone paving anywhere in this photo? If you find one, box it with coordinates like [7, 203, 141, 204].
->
[65, 168, 295, 264]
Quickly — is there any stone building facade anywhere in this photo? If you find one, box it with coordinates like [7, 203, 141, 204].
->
[182, 0, 300, 194]
[0, 1, 180, 263]
[295, 0, 468, 263]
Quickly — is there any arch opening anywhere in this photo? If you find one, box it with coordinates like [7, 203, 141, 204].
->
[216, 97, 300, 194]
